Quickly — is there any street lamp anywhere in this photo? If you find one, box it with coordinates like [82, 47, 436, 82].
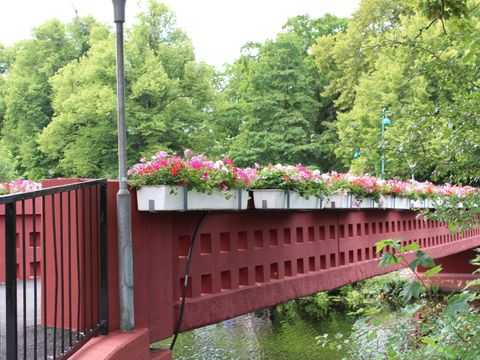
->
[380, 108, 391, 179]
[112, 0, 135, 332]
[408, 160, 417, 181]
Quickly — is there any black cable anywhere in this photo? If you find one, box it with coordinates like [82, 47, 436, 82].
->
[170, 211, 209, 350]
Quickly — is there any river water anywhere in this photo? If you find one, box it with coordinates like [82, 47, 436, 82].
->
[155, 310, 354, 359]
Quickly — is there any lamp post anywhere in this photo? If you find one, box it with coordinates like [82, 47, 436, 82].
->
[380, 108, 391, 179]
[112, 0, 135, 332]
[408, 160, 417, 181]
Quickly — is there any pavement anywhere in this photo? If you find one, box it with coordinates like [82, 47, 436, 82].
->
[0, 279, 80, 359]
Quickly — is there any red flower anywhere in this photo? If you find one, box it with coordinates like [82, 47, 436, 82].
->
[171, 163, 185, 177]
[224, 158, 235, 167]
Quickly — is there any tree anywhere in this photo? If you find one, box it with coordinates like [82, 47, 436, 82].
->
[223, 14, 348, 168]
[39, 0, 216, 177]
[0, 140, 16, 181]
[1, 17, 99, 179]
[313, 0, 480, 184]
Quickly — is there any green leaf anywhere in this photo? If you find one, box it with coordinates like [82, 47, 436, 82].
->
[464, 278, 480, 289]
[400, 281, 421, 302]
[448, 223, 458, 235]
[375, 239, 401, 254]
[379, 252, 401, 268]
[375, 239, 393, 253]
[443, 291, 475, 315]
[409, 250, 435, 270]
[424, 264, 442, 277]
[401, 242, 420, 252]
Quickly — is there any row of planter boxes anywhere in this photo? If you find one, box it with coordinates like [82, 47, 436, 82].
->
[137, 185, 436, 211]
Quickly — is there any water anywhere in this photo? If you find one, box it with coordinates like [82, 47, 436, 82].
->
[154, 311, 354, 360]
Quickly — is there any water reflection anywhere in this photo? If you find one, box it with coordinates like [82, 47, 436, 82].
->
[156, 310, 354, 359]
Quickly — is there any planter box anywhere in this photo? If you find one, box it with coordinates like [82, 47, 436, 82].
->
[410, 199, 426, 208]
[252, 190, 321, 209]
[323, 195, 376, 209]
[137, 186, 248, 211]
[187, 189, 248, 210]
[323, 194, 351, 209]
[423, 199, 435, 208]
[380, 196, 411, 209]
[137, 185, 184, 211]
[351, 196, 377, 209]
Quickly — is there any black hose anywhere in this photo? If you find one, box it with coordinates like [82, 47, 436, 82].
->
[170, 211, 209, 350]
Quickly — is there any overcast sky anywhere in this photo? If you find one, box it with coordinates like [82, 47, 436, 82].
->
[0, 0, 360, 67]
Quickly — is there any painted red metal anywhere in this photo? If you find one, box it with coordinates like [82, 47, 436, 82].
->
[41, 178, 100, 330]
[0, 199, 42, 282]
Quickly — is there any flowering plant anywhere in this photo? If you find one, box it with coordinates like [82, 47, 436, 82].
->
[320, 172, 383, 201]
[128, 150, 255, 196]
[251, 164, 329, 199]
[0, 180, 42, 195]
[128, 149, 478, 206]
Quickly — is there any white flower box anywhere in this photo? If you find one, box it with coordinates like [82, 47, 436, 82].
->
[252, 189, 321, 209]
[410, 199, 426, 208]
[136, 185, 248, 211]
[380, 196, 411, 209]
[137, 185, 184, 211]
[323, 194, 352, 209]
[187, 189, 248, 210]
[351, 196, 377, 209]
[424, 199, 435, 208]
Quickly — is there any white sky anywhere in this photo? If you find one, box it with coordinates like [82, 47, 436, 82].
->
[0, 0, 360, 67]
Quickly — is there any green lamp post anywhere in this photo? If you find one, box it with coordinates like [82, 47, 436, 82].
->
[380, 108, 391, 179]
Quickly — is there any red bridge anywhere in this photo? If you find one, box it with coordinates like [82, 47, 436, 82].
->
[94, 181, 480, 360]
[2, 179, 480, 360]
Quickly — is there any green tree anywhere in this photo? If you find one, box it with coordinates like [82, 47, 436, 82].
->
[0, 140, 16, 181]
[313, 0, 480, 183]
[39, 0, 216, 177]
[1, 17, 99, 179]
[223, 14, 347, 168]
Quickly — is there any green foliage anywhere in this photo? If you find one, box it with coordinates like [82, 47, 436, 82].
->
[1, 0, 479, 189]
[36, 1, 215, 178]
[0, 140, 16, 181]
[219, 14, 348, 169]
[409, 250, 436, 270]
[369, 236, 480, 359]
[399, 280, 421, 302]
[443, 291, 476, 315]
[422, 191, 480, 233]
[313, 0, 480, 183]
[275, 272, 415, 323]
[1, 17, 99, 179]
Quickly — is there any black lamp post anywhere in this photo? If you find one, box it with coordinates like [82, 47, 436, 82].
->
[112, 0, 135, 332]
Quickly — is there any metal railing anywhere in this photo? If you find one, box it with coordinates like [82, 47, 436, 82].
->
[0, 179, 108, 359]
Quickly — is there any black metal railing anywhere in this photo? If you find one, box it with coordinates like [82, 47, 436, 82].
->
[0, 179, 108, 360]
